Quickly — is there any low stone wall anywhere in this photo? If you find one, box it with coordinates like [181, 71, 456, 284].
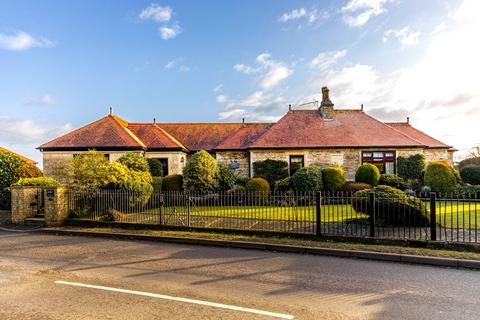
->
[11, 186, 42, 224]
[0, 210, 11, 224]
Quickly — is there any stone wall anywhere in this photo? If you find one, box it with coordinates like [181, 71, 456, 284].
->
[216, 151, 250, 177]
[10, 186, 42, 223]
[144, 151, 187, 175]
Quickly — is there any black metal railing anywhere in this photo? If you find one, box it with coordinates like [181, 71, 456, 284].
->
[65, 190, 480, 243]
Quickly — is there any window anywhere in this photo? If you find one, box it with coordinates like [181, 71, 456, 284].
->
[157, 158, 168, 176]
[362, 151, 395, 174]
[289, 155, 304, 175]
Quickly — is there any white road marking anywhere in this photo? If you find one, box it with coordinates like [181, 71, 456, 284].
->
[55, 280, 294, 319]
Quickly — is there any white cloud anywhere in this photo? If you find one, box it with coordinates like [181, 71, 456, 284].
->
[164, 59, 176, 69]
[341, 0, 391, 27]
[383, 27, 420, 48]
[216, 95, 228, 103]
[279, 8, 307, 22]
[24, 94, 60, 106]
[0, 31, 53, 51]
[213, 84, 223, 92]
[139, 3, 172, 23]
[311, 50, 347, 70]
[260, 65, 292, 90]
[431, 22, 447, 35]
[219, 108, 246, 120]
[159, 24, 181, 40]
[234, 53, 293, 90]
[233, 64, 260, 74]
[307, 0, 480, 156]
[278, 7, 327, 24]
[0, 116, 71, 164]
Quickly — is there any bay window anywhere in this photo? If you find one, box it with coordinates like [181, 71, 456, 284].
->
[362, 151, 395, 174]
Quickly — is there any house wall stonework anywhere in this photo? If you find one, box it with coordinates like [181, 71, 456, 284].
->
[144, 151, 187, 176]
[216, 151, 249, 177]
[250, 149, 362, 180]
[249, 148, 453, 180]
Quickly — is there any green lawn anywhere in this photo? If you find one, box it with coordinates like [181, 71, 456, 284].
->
[163, 204, 366, 222]
[157, 201, 479, 228]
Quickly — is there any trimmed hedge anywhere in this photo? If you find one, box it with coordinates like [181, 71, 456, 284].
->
[353, 185, 429, 226]
[341, 181, 372, 193]
[253, 159, 289, 189]
[322, 166, 346, 192]
[379, 174, 408, 190]
[14, 162, 42, 181]
[397, 154, 425, 180]
[245, 177, 270, 193]
[274, 176, 292, 192]
[460, 165, 480, 185]
[424, 161, 457, 193]
[456, 185, 480, 197]
[14, 177, 60, 188]
[162, 174, 183, 191]
[291, 166, 322, 192]
[151, 177, 163, 191]
[355, 164, 380, 186]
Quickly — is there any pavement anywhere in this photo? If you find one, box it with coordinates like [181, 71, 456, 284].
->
[0, 230, 479, 320]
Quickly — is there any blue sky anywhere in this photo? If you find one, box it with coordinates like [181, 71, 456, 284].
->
[1, 0, 478, 164]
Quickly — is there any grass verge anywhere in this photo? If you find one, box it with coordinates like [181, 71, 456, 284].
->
[48, 226, 480, 261]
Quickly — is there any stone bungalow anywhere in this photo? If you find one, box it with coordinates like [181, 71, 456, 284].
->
[38, 87, 454, 181]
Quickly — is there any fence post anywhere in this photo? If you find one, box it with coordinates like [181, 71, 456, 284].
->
[316, 192, 321, 237]
[186, 192, 190, 227]
[430, 193, 437, 241]
[159, 193, 164, 225]
[369, 192, 375, 237]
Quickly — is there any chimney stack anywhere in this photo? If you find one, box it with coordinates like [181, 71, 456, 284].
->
[319, 87, 334, 120]
[109, 106, 113, 115]
[153, 117, 156, 125]
[407, 117, 410, 124]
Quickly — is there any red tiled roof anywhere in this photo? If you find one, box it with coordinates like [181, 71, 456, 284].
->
[38, 110, 452, 152]
[385, 122, 451, 148]
[250, 110, 427, 149]
[127, 124, 185, 150]
[157, 123, 245, 151]
[39, 115, 146, 150]
[215, 124, 272, 150]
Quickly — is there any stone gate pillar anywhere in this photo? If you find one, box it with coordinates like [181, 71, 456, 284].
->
[44, 188, 69, 226]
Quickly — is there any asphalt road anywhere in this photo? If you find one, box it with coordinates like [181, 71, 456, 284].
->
[0, 230, 479, 320]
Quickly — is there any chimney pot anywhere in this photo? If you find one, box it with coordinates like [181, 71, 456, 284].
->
[407, 117, 410, 124]
[319, 86, 334, 120]
[153, 117, 156, 124]
[109, 106, 113, 115]
[361, 104, 364, 111]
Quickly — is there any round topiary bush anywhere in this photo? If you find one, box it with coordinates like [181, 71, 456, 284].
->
[355, 164, 381, 186]
[147, 158, 164, 177]
[378, 174, 408, 190]
[291, 166, 323, 192]
[117, 152, 150, 172]
[183, 150, 219, 192]
[322, 166, 346, 192]
[245, 177, 270, 193]
[162, 174, 184, 191]
[341, 181, 372, 193]
[424, 161, 457, 193]
[353, 185, 429, 226]
[460, 165, 480, 185]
